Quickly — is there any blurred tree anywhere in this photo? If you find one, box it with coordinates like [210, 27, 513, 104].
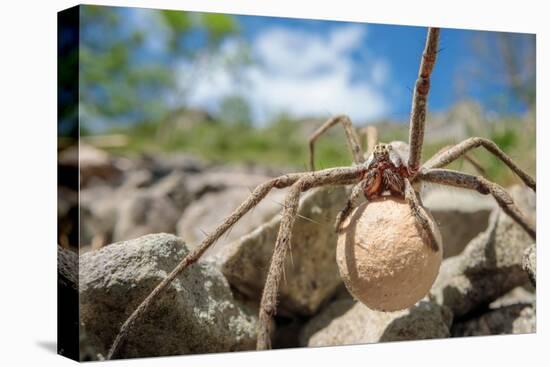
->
[496, 33, 536, 108]
[79, 5, 239, 132]
[218, 95, 252, 127]
[466, 31, 535, 112]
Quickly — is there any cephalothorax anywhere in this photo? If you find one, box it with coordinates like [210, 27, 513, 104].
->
[107, 28, 536, 358]
[363, 143, 409, 199]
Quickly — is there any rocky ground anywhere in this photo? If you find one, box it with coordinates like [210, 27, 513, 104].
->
[57, 145, 536, 361]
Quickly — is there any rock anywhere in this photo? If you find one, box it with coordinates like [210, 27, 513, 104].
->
[81, 170, 192, 247]
[141, 152, 206, 176]
[119, 169, 154, 190]
[113, 192, 180, 242]
[185, 171, 275, 199]
[522, 243, 536, 286]
[300, 299, 452, 347]
[80, 323, 103, 361]
[112, 171, 192, 242]
[272, 316, 306, 349]
[148, 171, 192, 211]
[452, 304, 535, 337]
[59, 144, 122, 188]
[219, 185, 353, 316]
[58, 187, 78, 248]
[80, 185, 119, 248]
[430, 185, 535, 317]
[79, 233, 257, 359]
[57, 246, 79, 359]
[423, 188, 495, 258]
[177, 186, 286, 256]
[58, 245, 78, 290]
[490, 286, 535, 308]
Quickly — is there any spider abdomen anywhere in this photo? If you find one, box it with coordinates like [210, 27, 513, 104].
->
[336, 197, 442, 311]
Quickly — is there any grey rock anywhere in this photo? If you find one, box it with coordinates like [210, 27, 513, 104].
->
[300, 299, 452, 347]
[119, 169, 154, 190]
[431, 185, 535, 317]
[112, 171, 192, 242]
[452, 304, 535, 337]
[113, 192, 180, 242]
[58, 187, 78, 248]
[58, 245, 78, 290]
[80, 185, 119, 248]
[185, 171, 274, 199]
[523, 243, 536, 286]
[80, 323, 103, 361]
[218, 186, 352, 316]
[148, 153, 206, 175]
[58, 246, 80, 359]
[60, 144, 122, 188]
[81, 170, 191, 247]
[490, 286, 535, 309]
[177, 186, 286, 257]
[79, 233, 257, 359]
[149, 171, 192, 211]
[423, 188, 495, 258]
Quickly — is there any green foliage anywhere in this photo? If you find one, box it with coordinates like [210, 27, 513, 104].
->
[491, 129, 517, 152]
[79, 6, 239, 131]
[200, 13, 239, 42]
[103, 109, 535, 188]
[160, 10, 192, 33]
[218, 95, 252, 127]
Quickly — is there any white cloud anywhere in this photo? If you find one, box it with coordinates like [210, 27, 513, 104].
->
[181, 24, 392, 125]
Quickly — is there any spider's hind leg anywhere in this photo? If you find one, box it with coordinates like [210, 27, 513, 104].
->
[404, 179, 440, 252]
[359, 125, 379, 157]
[308, 115, 364, 171]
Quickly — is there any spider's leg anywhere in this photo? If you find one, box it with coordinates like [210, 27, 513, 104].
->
[408, 27, 440, 173]
[308, 114, 364, 171]
[257, 182, 301, 350]
[404, 179, 440, 252]
[425, 144, 486, 175]
[359, 125, 379, 156]
[334, 180, 367, 232]
[107, 172, 305, 359]
[422, 137, 535, 191]
[419, 168, 535, 240]
[257, 167, 366, 350]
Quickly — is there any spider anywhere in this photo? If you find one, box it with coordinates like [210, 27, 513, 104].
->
[107, 27, 536, 358]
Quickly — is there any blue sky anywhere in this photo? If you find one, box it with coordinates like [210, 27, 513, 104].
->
[181, 12, 534, 124]
[83, 7, 535, 127]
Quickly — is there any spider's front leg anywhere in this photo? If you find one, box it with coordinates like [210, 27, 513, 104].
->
[419, 168, 535, 240]
[257, 166, 365, 350]
[407, 27, 440, 174]
[334, 180, 367, 232]
[423, 137, 536, 191]
[404, 179, 440, 252]
[107, 172, 306, 359]
[426, 144, 487, 175]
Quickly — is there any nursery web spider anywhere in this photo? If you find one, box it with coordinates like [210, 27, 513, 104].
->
[107, 27, 536, 358]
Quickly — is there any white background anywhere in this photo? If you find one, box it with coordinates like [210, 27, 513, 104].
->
[0, 0, 547, 366]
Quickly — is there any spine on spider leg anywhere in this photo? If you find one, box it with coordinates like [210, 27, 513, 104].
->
[407, 27, 440, 173]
